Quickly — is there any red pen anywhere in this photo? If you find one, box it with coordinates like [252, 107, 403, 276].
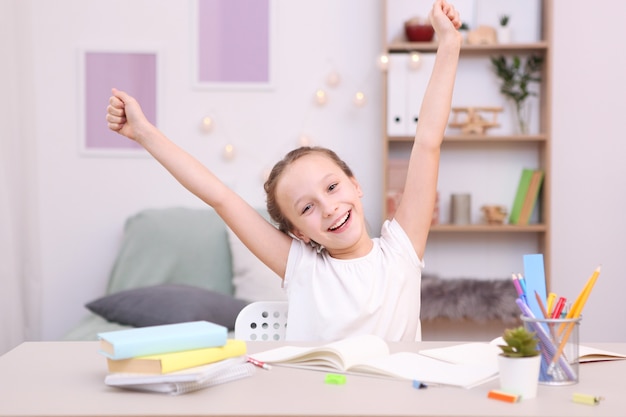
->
[551, 297, 566, 318]
[247, 356, 272, 370]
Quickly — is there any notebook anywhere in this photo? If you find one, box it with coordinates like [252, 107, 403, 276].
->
[104, 357, 255, 395]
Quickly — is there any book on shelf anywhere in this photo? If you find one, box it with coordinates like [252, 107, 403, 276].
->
[106, 339, 247, 374]
[248, 334, 498, 389]
[104, 357, 255, 395]
[98, 321, 228, 360]
[509, 168, 534, 225]
[518, 169, 544, 225]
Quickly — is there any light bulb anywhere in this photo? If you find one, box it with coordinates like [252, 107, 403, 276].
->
[298, 134, 312, 147]
[353, 91, 366, 107]
[409, 52, 421, 70]
[222, 144, 235, 161]
[326, 71, 341, 88]
[314, 89, 328, 106]
[377, 54, 389, 71]
[200, 116, 214, 133]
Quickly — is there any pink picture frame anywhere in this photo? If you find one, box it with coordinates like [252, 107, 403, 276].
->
[79, 50, 158, 156]
[193, 0, 274, 89]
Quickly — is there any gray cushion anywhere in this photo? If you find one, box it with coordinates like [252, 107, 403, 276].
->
[86, 284, 249, 329]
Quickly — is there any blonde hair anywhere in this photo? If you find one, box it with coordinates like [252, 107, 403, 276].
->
[264, 146, 354, 235]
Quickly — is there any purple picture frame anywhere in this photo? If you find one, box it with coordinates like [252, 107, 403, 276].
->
[194, 0, 273, 89]
[80, 50, 158, 156]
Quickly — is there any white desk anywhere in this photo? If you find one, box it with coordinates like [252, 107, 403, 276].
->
[0, 340, 624, 417]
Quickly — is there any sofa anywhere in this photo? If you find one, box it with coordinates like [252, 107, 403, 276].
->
[64, 207, 519, 341]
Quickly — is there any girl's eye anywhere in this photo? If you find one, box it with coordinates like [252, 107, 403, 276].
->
[301, 204, 312, 214]
[328, 183, 338, 192]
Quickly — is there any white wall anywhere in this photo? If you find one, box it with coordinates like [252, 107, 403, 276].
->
[551, 0, 626, 342]
[6, 0, 626, 343]
[21, 0, 384, 340]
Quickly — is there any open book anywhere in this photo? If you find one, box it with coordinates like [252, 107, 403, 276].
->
[249, 335, 498, 389]
[418, 337, 626, 367]
[104, 357, 255, 395]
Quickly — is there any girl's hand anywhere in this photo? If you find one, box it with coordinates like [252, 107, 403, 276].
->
[106, 88, 150, 142]
[429, 0, 462, 40]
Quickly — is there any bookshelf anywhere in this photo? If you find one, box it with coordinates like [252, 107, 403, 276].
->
[382, 0, 552, 282]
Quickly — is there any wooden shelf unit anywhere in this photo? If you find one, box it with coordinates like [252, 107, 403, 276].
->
[382, 0, 552, 281]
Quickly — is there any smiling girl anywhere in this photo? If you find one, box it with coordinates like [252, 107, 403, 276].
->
[106, 0, 461, 341]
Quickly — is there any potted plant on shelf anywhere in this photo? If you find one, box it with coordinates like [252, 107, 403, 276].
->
[490, 54, 543, 135]
[497, 326, 542, 399]
[497, 14, 511, 43]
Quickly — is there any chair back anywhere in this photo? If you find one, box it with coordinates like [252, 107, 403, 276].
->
[234, 301, 288, 341]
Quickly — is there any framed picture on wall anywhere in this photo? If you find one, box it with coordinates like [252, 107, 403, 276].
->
[78, 48, 160, 157]
[192, 0, 275, 90]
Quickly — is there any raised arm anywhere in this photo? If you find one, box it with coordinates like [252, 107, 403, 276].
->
[393, 0, 462, 259]
[106, 88, 292, 278]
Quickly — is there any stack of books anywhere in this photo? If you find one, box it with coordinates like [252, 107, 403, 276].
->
[509, 168, 544, 225]
[97, 321, 254, 395]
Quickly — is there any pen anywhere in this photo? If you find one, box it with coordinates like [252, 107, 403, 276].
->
[551, 297, 566, 319]
[247, 356, 272, 370]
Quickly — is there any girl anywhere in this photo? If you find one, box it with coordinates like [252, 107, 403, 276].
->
[106, 0, 462, 342]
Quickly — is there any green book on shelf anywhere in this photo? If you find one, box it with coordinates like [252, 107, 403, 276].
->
[509, 168, 534, 225]
[518, 170, 544, 225]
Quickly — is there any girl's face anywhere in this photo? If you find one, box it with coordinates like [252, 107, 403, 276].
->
[275, 153, 372, 258]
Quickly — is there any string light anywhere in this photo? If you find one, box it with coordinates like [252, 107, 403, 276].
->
[326, 71, 341, 88]
[353, 91, 366, 107]
[222, 144, 235, 161]
[200, 115, 214, 133]
[409, 51, 421, 70]
[314, 89, 328, 106]
[377, 54, 389, 71]
[298, 134, 313, 147]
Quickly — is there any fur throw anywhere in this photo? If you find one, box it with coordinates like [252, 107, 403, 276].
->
[421, 275, 519, 323]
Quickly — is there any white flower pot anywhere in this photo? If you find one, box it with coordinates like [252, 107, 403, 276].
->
[498, 355, 541, 399]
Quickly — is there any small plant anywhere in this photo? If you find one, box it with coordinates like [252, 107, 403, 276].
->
[498, 326, 540, 357]
[499, 15, 510, 27]
[490, 54, 543, 134]
[459, 22, 469, 31]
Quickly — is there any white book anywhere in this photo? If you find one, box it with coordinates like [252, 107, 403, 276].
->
[249, 335, 498, 389]
[104, 357, 255, 395]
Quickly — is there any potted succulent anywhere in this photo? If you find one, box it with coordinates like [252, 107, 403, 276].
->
[497, 14, 511, 43]
[490, 54, 543, 135]
[497, 326, 542, 399]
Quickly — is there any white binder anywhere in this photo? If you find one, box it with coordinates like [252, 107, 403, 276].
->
[386, 53, 409, 136]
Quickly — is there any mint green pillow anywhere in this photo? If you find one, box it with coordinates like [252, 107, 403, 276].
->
[106, 207, 234, 295]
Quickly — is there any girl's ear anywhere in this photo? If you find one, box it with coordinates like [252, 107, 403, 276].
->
[350, 177, 364, 197]
[291, 228, 310, 243]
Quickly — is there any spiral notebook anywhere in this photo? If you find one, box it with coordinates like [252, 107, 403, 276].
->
[104, 357, 255, 395]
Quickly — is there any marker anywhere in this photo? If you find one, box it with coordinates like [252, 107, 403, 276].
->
[412, 380, 428, 389]
[572, 392, 603, 405]
[247, 356, 272, 370]
[488, 389, 521, 403]
[324, 373, 347, 385]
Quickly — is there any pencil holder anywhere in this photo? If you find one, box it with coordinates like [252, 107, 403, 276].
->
[521, 315, 581, 385]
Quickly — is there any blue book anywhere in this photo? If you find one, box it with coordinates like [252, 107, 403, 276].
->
[98, 321, 227, 360]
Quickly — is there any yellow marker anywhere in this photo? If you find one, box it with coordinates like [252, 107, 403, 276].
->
[572, 392, 603, 405]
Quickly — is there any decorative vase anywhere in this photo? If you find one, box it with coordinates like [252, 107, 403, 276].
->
[497, 354, 541, 399]
[511, 100, 532, 135]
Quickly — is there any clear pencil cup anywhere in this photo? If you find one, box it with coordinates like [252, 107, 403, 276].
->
[521, 315, 581, 385]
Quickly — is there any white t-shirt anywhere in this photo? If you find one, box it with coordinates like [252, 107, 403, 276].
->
[283, 219, 424, 342]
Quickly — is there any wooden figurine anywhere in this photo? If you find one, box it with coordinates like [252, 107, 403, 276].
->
[467, 25, 497, 45]
[448, 106, 503, 135]
[481, 205, 508, 225]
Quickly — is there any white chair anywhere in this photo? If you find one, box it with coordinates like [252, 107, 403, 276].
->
[234, 301, 288, 341]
